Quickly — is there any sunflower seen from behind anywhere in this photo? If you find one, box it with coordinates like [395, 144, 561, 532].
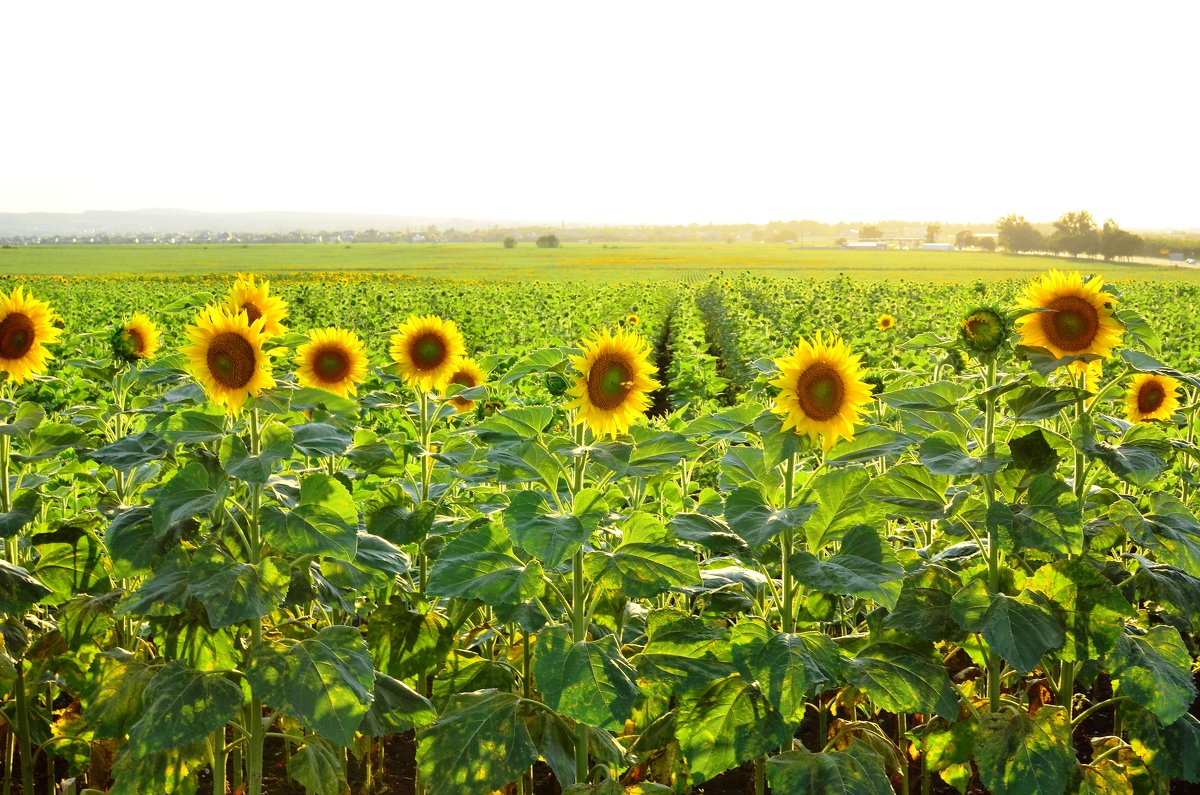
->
[1015, 269, 1122, 370]
[111, 312, 161, 363]
[227, 274, 288, 337]
[444, 357, 486, 413]
[0, 286, 62, 384]
[296, 327, 368, 398]
[183, 304, 275, 413]
[772, 333, 873, 450]
[389, 315, 466, 391]
[565, 327, 660, 439]
[1125, 374, 1180, 423]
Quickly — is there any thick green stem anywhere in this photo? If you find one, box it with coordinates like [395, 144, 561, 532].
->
[3, 724, 13, 795]
[246, 408, 266, 795]
[899, 713, 909, 795]
[982, 358, 1002, 713]
[1058, 375, 1090, 719]
[572, 549, 589, 782]
[211, 732, 227, 795]
[14, 662, 33, 795]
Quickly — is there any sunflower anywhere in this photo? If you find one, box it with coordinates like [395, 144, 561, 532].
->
[296, 327, 368, 398]
[182, 304, 275, 413]
[1124, 374, 1180, 423]
[226, 274, 288, 337]
[771, 334, 873, 450]
[565, 327, 660, 439]
[1015, 270, 1122, 369]
[960, 305, 1009, 360]
[625, 314, 640, 327]
[0, 286, 62, 383]
[877, 314, 895, 332]
[444, 357, 486, 412]
[111, 312, 161, 363]
[389, 315, 466, 391]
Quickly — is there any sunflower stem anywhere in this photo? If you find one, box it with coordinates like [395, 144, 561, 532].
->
[14, 660, 32, 795]
[246, 407, 266, 795]
[983, 357, 1003, 714]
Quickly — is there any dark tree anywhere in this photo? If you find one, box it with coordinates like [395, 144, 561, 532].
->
[925, 223, 942, 243]
[503, 236, 517, 249]
[996, 214, 1044, 253]
[1047, 210, 1099, 256]
[955, 230, 977, 248]
[536, 234, 560, 249]
[1099, 219, 1143, 261]
[859, 224, 883, 240]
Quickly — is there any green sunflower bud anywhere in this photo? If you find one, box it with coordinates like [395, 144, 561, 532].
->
[960, 306, 1009, 361]
[544, 372, 570, 396]
[109, 324, 142, 364]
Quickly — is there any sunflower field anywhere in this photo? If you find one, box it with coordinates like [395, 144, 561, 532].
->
[2, 268, 1200, 795]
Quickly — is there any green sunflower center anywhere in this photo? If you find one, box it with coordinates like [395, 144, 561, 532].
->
[313, 346, 351, 383]
[410, 332, 447, 370]
[206, 332, 257, 390]
[1137, 380, 1167, 415]
[796, 362, 845, 421]
[587, 354, 633, 411]
[0, 312, 36, 360]
[1042, 296, 1099, 352]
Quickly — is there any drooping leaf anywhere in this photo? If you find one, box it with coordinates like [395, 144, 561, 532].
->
[125, 661, 242, 756]
[533, 625, 640, 731]
[1024, 559, 1133, 662]
[585, 541, 700, 599]
[723, 486, 817, 548]
[218, 422, 293, 483]
[825, 427, 919, 467]
[291, 422, 353, 458]
[669, 512, 750, 556]
[1110, 625, 1196, 725]
[803, 468, 885, 551]
[845, 642, 959, 720]
[1012, 475, 1083, 557]
[88, 431, 171, 472]
[150, 462, 226, 538]
[288, 736, 348, 795]
[416, 690, 538, 795]
[503, 490, 591, 568]
[185, 551, 289, 629]
[977, 591, 1064, 675]
[675, 674, 791, 787]
[428, 521, 544, 606]
[864, 464, 950, 521]
[789, 525, 904, 609]
[974, 706, 1075, 795]
[766, 741, 894, 795]
[361, 673, 436, 736]
[1125, 707, 1200, 783]
[919, 432, 1010, 476]
[0, 559, 51, 614]
[367, 601, 455, 680]
[730, 623, 845, 724]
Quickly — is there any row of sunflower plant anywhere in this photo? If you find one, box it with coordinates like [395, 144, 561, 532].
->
[1, 268, 1199, 795]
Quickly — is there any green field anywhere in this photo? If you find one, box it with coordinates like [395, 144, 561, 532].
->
[2, 242, 1195, 282]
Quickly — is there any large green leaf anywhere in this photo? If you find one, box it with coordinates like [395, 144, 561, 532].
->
[291, 422, 353, 457]
[117, 555, 190, 617]
[585, 541, 700, 599]
[150, 462, 227, 537]
[367, 601, 455, 680]
[723, 486, 817, 548]
[533, 625, 640, 731]
[845, 642, 958, 720]
[1004, 385, 1084, 422]
[185, 551, 289, 629]
[247, 625, 375, 746]
[1110, 625, 1196, 725]
[31, 523, 108, 604]
[0, 489, 38, 539]
[108, 743, 204, 795]
[978, 591, 1064, 675]
[1024, 559, 1133, 662]
[1125, 707, 1200, 783]
[766, 741, 893, 795]
[675, 674, 791, 787]
[1076, 416, 1170, 487]
[360, 673, 436, 736]
[88, 431, 171, 472]
[262, 505, 358, 559]
[803, 468, 884, 551]
[416, 690, 538, 795]
[0, 559, 51, 614]
[288, 736, 347, 795]
[919, 432, 1010, 476]
[974, 706, 1075, 795]
[125, 661, 242, 756]
[427, 521, 543, 605]
[730, 624, 845, 724]
[635, 610, 735, 691]
[863, 464, 950, 521]
[105, 506, 159, 579]
[503, 490, 591, 568]
[825, 427, 919, 467]
[1012, 475, 1083, 557]
[83, 653, 154, 740]
[669, 512, 750, 556]
[789, 525, 903, 609]
[218, 422, 293, 483]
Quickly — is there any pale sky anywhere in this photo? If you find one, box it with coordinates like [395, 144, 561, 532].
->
[2, 1, 1198, 229]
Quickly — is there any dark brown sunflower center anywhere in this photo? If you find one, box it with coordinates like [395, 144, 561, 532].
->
[450, 370, 478, 389]
[587, 355, 633, 411]
[313, 346, 351, 383]
[124, 327, 146, 355]
[409, 332, 447, 370]
[1041, 296, 1099, 352]
[241, 302, 263, 325]
[796, 362, 845, 421]
[1137, 380, 1166, 414]
[206, 332, 256, 389]
[0, 312, 36, 360]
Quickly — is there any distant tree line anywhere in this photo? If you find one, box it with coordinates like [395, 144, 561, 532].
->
[995, 211, 1171, 261]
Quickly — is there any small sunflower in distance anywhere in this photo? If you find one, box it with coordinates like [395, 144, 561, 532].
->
[227, 274, 288, 337]
[111, 312, 160, 363]
[772, 334, 873, 450]
[0, 286, 62, 383]
[183, 304, 275, 413]
[1125, 374, 1180, 423]
[625, 313, 640, 327]
[444, 357, 486, 412]
[565, 327, 660, 439]
[296, 328, 368, 398]
[389, 315, 466, 391]
[877, 314, 895, 332]
[1015, 269, 1122, 370]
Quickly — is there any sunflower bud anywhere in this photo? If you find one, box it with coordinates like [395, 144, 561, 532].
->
[864, 372, 886, 396]
[544, 372, 570, 396]
[110, 324, 142, 364]
[959, 306, 1008, 361]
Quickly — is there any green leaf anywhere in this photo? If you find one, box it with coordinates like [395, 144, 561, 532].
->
[262, 505, 358, 559]
[845, 642, 959, 720]
[291, 422, 353, 457]
[59, 591, 121, 652]
[789, 525, 904, 609]
[1110, 625, 1197, 725]
[804, 468, 885, 551]
[978, 591, 1064, 675]
[105, 506, 159, 579]
[503, 490, 590, 568]
[1076, 416, 1170, 487]
[585, 541, 700, 599]
[366, 499, 434, 546]
[218, 422, 293, 483]
[1004, 385, 1084, 422]
[1024, 559, 1133, 662]
[767, 741, 893, 795]
[0, 489, 38, 538]
[108, 743, 204, 795]
[416, 690, 538, 795]
[724, 486, 817, 549]
[0, 560, 51, 614]
[162, 405, 226, 444]
[825, 427, 919, 467]
[288, 736, 348, 795]
[1012, 475, 1083, 557]
[1125, 707, 1200, 783]
[919, 432, 1010, 476]
[863, 464, 950, 521]
[533, 625, 640, 731]
[675, 674, 791, 787]
[83, 654, 154, 740]
[247, 625, 375, 746]
[88, 431, 170, 471]
[974, 706, 1075, 795]
[879, 382, 966, 412]
[1120, 348, 1200, 389]
[428, 522, 544, 606]
[0, 402, 43, 438]
[361, 673, 436, 736]
[635, 609, 735, 691]
[949, 578, 991, 633]
[150, 462, 227, 538]
[367, 602, 455, 680]
[669, 512, 749, 556]
[117, 555, 190, 617]
[185, 551, 288, 629]
[125, 661, 242, 757]
[731, 624, 845, 724]
[1129, 555, 1200, 616]
[32, 523, 108, 604]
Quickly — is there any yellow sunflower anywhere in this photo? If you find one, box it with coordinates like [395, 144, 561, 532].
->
[626, 314, 640, 326]
[389, 315, 466, 391]
[112, 312, 161, 362]
[877, 314, 895, 332]
[565, 327, 660, 439]
[296, 327, 368, 398]
[1015, 269, 1122, 370]
[444, 357, 486, 412]
[0, 286, 62, 383]
[182, 305, 275, 413]
[226, 274, 288, 337]
[1124, 374, 1180, 423]
[771, 334, 873, 450]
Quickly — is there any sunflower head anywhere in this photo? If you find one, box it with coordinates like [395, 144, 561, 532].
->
[111, 312, 161, 363]
[1124, 374, 1181, 423]
[565, 327, 661, 439]
[877, 314, 895, 332]
[444, 357, 486, 412]
[227, 274, 288, 337]
[1015, 269, 1122, 370]
[182, 304, 275, 413]
[959, 305, 1009, 361]
[296, 327, 368, 398]
[389, 315, 467, 391]
[0, 286, 62, 384]
[770, 333, 873, 451]
[625, 313, 640, 327]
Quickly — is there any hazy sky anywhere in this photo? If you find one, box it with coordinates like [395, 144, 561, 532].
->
[3, 1, 1198, 228]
